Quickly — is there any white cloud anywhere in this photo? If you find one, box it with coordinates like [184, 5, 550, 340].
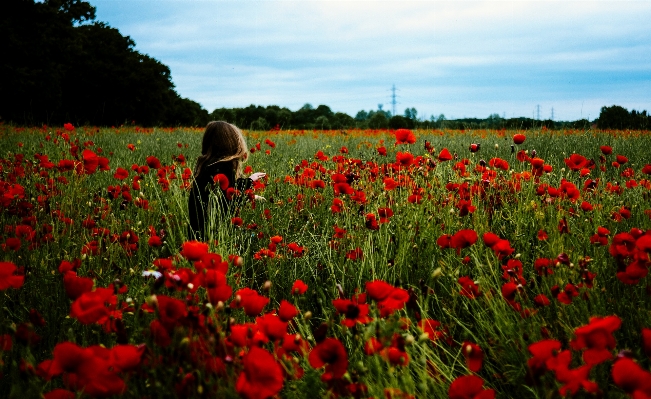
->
[93, 0, 651, 119]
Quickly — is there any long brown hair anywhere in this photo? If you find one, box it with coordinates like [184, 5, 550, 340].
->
[194, 121, 248, 178]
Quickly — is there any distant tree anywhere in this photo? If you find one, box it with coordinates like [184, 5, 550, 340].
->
[251, 117, 269, 131]
[598, 105, 631, 129]
[404, 107, 417, 120]
[332, 112, 355, 129]
[301, 103, 314, 111]
[368, 112, 388, 129]
[315, 115, 330, 130]
[389, 115, 414, 129]
[355, 110, 369, 121]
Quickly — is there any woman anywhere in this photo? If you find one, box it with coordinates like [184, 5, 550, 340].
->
[188, 121, 265, 241]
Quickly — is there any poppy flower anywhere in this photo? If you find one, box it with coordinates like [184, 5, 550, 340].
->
[537, 230, 548, 241]
[570, 315, 621, 366]
[448, 375, 495, 399]
[616, 155, 628, 164]
[265, 138, 276, 148]
[395, 129, 416, 145]
[232, 288, 269, 317]
[469, 143, 480, 153]
[113, 167, 129, 180]
[396, 152, 414, 167]
[82, 150, 98, 174]
[63, 123, 74, 131]
[291, 279, 308, 295]
[418, 319, 444, 341]
[450, 229, 478, 254]
[527, 339, 561, 377]
[346, 248, 363, 261]
[546, 350, 599, 396]
[155, 295, 188, 330]
[377, 146, 387, 156]
[236, 346, 284, 399]
[513, 134, 526, 144]
[564, 154, 589, 171]
[332, 298, 372, 327]
[145, 156, 161, 169]
[366, 280, 395, 302]
[278, 300, 299, 321]
[458, 276, 481, 299]
[213, 174, 230, 191]
[309, 338, 349, 380]
[611, 357, 651, 395]
[0, 261, 24, 290]
[180, 241, 209, 261]
[63, 271, 94, 300]
[256, 313, 288, 342]
[462, 342, 484, 372]
[70, 288, 115, 325]
[383, 177, 399, 191]
[600, 145, 612, 155]
[438, 148, 452, 162]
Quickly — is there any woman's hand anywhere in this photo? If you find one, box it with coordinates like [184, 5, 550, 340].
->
[249, 172, 266, 181]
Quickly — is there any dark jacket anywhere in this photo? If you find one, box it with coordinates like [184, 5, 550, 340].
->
[188, 161, 252, 241]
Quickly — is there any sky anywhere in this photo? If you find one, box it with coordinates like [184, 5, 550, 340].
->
[91, 0, 651, 121]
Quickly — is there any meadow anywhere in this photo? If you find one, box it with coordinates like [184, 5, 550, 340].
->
[1, 124, 651, 399]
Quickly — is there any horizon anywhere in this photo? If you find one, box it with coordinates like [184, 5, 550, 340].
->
[92, 0, 651, 121]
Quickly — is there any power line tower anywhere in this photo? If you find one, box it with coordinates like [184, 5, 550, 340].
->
[551, 107, 554, 121]
[391, 84, 398, 117]
[536, 104, 541, 120]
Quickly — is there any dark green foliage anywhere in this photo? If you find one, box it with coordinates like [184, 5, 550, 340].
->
[598, 105, 651, 130]
[0, 0, 209, 126]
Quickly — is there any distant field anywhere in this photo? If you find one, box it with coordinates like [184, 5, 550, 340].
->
[1, 125, 651, 398]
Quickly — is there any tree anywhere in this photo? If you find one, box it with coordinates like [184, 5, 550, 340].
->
[389, 115, 413, 129]
[404, 107, 417, 120]
[598, 105, 631, 129]
[368, 112, 388, 129]
[355, 110, 369, 121]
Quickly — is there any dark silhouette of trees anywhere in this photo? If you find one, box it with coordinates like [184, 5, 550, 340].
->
[1, 0, 208, 126]
[598, 105, 650, 129]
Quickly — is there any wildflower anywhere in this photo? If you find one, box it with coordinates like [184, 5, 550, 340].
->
[236, 347, 284, 399]
[309, 338, 348, 380]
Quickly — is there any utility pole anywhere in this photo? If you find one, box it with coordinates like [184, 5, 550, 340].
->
[536, 104, 540, 120]
[391, 84, 397, 117]
[551, 107, 554, 121]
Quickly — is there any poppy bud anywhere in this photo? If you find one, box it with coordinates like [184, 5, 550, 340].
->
[146, 294, 158, 307]
[303, 311, 312, 320]
[263, 280, 272, 291]
[215, 301, 224, 311]
[404, 334, 415, 345]
[432, 267, 442, 278]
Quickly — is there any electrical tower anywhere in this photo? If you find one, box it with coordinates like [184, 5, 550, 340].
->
[391, 85, 397, 116]
[551, 107, 554, 121]
[536, 105, 540, 120]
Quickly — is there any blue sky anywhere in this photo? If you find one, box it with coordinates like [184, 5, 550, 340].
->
[92, 0, 651, 121]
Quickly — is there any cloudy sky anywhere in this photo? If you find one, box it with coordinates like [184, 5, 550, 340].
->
[92, 0, 651, 121]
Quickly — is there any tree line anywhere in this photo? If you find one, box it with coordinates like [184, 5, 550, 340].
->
[1, 0, 208, 127]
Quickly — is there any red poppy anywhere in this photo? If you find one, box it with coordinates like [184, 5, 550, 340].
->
[377, 146, 387, 156]
[180, 241, 209, 261]
[462, 342, 484, 372]
[213, 174, 230, 191]
[332, 298, 372, 327]
[82, 149, 99, 174]
[278, 300, 299, 321]
[450, 229, 478, 254]
[346, 248, 364, 260]
[546, 350, 598, 396]
[396, 151, 414, 167]
[533, 294, 551, 307]
[256, 313, 288, 342]
[309, 338, 348, 380]
[488, 158, 509, 171]
[366, 280, 395, 302]
[236, 347, 284, 399]
[70, 288, 115, 325]
[600, 145, 612, 155]
[232, 288, 269, 316]
[126, 143, 135, 151]
[438, 148, 452, 162]
[384, 177, 399, 191]
[448, 375, 495, 399]
[63, 271, 93, 300]
[113, 167, 129, 180]
[616, 155, 628, 164]
[0, 261, 24, 290]
[145, 156, 161, 169]
[570, 315, 621, 365]
[458, 276, 481, 299]
[513, 134, 526, 144]
[564, 154, 589, 171]
[291, 279, 308, 295]
[395, 129, 416, 145]
[537, 230, 548, 241]
[611, 357, 651, 395]
[63, 123, 74, 131]
[527, 339, 561, 377]
[469, 143, 480, 153]
[155, 295, 188, 330]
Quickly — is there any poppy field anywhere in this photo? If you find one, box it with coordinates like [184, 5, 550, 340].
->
[2, 124, 651, 399]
